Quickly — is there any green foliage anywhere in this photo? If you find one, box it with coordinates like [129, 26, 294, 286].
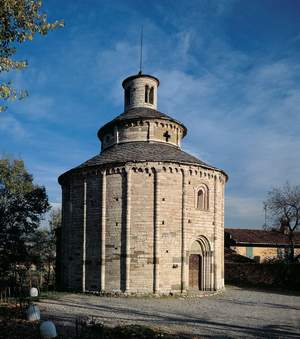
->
[0, 0, 64, 111]
[29, 208, 61, 287]
[0, 156, 50, 280]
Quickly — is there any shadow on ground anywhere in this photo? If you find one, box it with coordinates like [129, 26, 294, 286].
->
[39, 295, 300, 338]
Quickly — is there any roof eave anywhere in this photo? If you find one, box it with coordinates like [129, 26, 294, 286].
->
[122, 74, 160, 88]
[58, 158, 226, 185]
[97, 115, 187, 140]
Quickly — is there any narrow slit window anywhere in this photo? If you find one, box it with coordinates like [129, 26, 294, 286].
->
[145, 85, 149, 102]
[149, 87, 154, 104]
[125, 87, 131, 105]
[197, 190, 204, 210]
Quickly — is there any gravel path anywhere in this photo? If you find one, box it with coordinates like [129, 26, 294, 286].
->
[38, 286, 300, 338]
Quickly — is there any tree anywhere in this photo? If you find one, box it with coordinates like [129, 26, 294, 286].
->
[29, 208, 61, 288]
[0, 156, 50, 283]
[0, 0, 64, 112]
[264, 182, 300, 262]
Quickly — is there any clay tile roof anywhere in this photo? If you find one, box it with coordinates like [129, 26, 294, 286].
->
[225, 228, 300, 246]
[98, 107, 187, 139]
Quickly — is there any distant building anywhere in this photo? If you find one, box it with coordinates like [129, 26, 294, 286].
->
[225, 228, 300, 262]
[57, 72, 228, 294]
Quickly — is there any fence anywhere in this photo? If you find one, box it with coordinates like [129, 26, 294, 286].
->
[0, 286, 33, 318]
[0, 286, 28, 302]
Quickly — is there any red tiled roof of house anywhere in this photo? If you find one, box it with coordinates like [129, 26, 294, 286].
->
[225, 228, 300, 246]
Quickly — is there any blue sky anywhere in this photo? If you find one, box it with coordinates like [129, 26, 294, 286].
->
[1, 0, 300, 228]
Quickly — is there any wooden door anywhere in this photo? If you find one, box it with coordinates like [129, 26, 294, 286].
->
[189, 254, 201, 290]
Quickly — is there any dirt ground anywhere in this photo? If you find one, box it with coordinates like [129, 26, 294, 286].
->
[38, 286, 300, 338]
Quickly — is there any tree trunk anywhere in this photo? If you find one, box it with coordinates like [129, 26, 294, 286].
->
[289, 232, 295, 263]
[47, 259, 51, 289]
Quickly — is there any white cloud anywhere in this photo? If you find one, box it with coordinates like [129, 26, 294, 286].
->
[89, 24, 300, 228]
[2, 4, 299, 229]
[50, 202, 61, 210]
[152, 43, 299, 227]
[225, 195, 264, 228]
[15, 94, 55, 120]
[0, 114, 27, 139]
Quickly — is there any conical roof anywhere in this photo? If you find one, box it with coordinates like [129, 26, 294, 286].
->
[58, 141, 227, 184]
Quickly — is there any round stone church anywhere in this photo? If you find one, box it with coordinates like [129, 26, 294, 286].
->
[58, 72, 227, 294]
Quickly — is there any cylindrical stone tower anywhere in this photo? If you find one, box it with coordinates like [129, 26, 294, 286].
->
[58, 72, 228, 295]
[122, 72, 159, 111]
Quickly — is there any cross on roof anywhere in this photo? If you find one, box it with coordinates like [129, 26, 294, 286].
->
[163, 131, 171, 142]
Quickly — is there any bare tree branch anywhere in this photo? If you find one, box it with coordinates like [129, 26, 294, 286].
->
[265, 182, 300, 262]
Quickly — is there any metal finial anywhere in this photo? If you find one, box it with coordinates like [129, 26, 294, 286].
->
[139, 26, 143, 74]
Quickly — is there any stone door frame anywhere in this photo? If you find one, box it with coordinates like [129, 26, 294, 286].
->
[188, 236, 213, 291]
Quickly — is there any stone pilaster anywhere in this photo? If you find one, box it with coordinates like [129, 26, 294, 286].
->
[153, 168, 160, 293]
[100, 171, 106, 291]
[213, 175, 218, 291]
[125, 167, 131, 292]
[82, 178, 87, 292]
[221, 180, 225, 287]
[181, 169, 187, 292]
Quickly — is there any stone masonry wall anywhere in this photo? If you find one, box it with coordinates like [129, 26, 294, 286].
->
[101, 119, 184, 150]
[118, 122, 149, 145]
[105, 172, 124, 292]
[63, 174, 84, 290]
[157, 167, 182, 292]
[60, 162, 226, 293]
[129, 168, 154, 292]
[60, 185, 69, 288]
[123, 76, 158, 111]
[85, 174, 101, 290]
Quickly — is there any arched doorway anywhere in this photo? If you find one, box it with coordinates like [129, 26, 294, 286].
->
[189, 254, 202, 289]
[188, 236, 212, 291]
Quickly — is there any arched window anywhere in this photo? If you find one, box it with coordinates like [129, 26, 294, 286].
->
[196, 185, 209, 210]
[149, 87, 154, 104]
[197, 190, 204, 209]
[125, 87, 131, 105]
[145, 85, 149, 102]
